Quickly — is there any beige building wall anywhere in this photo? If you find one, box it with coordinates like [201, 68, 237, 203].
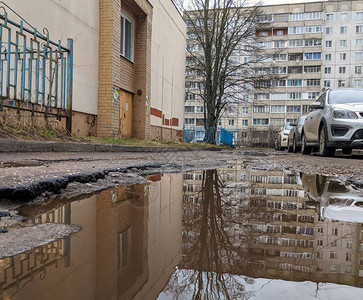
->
[149, 0, 186, 141]
[7, 0, 99, 115]
[6, 0, 99, 136]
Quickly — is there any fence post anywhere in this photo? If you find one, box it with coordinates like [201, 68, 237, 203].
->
[66, 38, 73, 135]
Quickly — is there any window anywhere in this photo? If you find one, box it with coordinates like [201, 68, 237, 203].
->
[305, 39, 321, 46]
[286, 105, 301, 113]
[271, 93, 286, 100]
[272, 67, 286, 74]
[340, 53, 347, 61]
[346, 266, 352, 274]
[274, 40, 286, 48]
[287, 79, 302, 87]
[242, 107, 249, 114]
[325, 67, 331, 74]
[305, 26, 322, 33]
[288, 26, 304, 34]
[185, 118, 195, 125]
[259, 31, 268, 37]
[338, 80, 345, 87]
[326, 14, 333, 22]
[274, 53, 287, 61]
[330, 265, 337, 272]
[121, 13, 134, 61]
[326, 27, 333, 35]
[357, 25, 363, 33]
[253, 106, 270, 113]
[289, 53, 303, 61]
[270, 118, 285, 126]
[340, 26, 347, 34]
[306, 79, 320, 86]
[242, 120, 248, 126]
[185, 106, 195, 113]
[317, 239, 323, 246]
[253, 118, 269, 125]
[354, 79, 362, 87]
[288, 92, 302, 99]
[254, 93, 270, 100]
[356, 39, 363, 46]
[317, 227, 323, 233]
[196, 106, 204, 113]
[304, 66, 321, 73]
[346, 253, 353, 261]
[305, 12, 322, 20]
[228, 107, 235, 114]
[317, 251, 323, 259]
[289, 39, 304, 47]
[274, 79, 286, 87]
[326, 41, 332, 48]
[274, 14, 288, 22]
[330, 251, 337, 259]
[324, 80, 331, 88]
[357, 12, 363, 20]
[304, 52, 321, 60]
[356, 52, 363, 60]
[339, 67, 346, 73]
[355, 66, 362, 74]
[340, 13, 348, 21]
[228, 119, 234, 126]
[256, 14, 273, 23]
[290, 13, 304, 21]
[340, 40, 347, 47]
[325, 54, 332, 61]
[271, 105, 285, 113]
[306, 92, 320, 99]
[347, 241, 353, 249]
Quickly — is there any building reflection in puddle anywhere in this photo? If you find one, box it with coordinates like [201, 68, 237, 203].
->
[2, 166, 363, 299]
[160, 167, 363, 299]
[0, 173, 183, 300]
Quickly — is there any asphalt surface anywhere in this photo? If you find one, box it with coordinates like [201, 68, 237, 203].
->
[0, 146, 363, 203]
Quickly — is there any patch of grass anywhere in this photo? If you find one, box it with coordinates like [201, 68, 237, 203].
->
[42, 129, 57, 139]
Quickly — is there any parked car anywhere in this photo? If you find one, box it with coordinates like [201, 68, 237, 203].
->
[301, 88, 363, 156]
[276, 123, 293, 151]
[287, 115, 307, 153]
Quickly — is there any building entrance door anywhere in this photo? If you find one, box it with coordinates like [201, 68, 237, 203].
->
[120, 91, 133, 138]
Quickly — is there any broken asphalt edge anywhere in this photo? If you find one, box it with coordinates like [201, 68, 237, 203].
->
[0, 163, 178, 202]
[0, 139, 222, 153]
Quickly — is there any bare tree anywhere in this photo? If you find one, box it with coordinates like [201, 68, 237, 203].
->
[162, 169, 254, 299]
[178, 0, 275, 144]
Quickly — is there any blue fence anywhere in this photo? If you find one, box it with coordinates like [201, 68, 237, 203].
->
[0, 2, 73, 132]
[183, 125, 234, 146]
[220, 127, 234, 146]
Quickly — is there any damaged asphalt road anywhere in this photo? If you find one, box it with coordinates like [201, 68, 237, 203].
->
[0, 148, 363, 259]
[1, 149, 363, 204]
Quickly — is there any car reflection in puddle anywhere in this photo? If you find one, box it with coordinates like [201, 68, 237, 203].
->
[301, 173, 363, 223]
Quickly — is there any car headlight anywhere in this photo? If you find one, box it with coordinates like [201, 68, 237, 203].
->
[333, 110, 358, 119]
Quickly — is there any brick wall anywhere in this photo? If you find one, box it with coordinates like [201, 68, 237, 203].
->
[98, 0, 152, 139]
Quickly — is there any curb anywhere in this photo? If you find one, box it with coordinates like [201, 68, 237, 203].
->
[0, 139, 222, 153]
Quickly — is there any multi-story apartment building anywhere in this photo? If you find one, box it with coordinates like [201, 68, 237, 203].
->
[184, 0, 363, 146]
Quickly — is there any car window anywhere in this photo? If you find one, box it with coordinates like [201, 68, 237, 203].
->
[329, 90, 363, 104]
[317, 92, 326, 106]
[284, 123, 292, 130]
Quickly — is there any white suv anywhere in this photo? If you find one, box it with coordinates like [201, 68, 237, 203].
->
[302, 88, 363, 156]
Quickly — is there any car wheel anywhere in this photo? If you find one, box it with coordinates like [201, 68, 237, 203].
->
[288, 138, 293, 152]
[301, 133, 311, 155]
[319, 126, 335, 157]
[292, 135, 298, 153]
[342, 148, 352, 155]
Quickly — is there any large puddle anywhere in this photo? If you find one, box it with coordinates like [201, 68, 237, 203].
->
[1, 166, 363, 299]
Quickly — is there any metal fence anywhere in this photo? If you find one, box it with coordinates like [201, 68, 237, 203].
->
[0, 2, 73, 132]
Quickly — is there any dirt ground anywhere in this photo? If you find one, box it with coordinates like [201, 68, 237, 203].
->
[0, 148, 363, 258]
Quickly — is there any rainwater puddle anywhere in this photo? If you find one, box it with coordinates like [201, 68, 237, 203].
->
[1, 166, 363, 299]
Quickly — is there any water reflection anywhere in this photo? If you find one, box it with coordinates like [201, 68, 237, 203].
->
[0, 174, 183, 300]
[161, 167, 363, 299]
[1, 167, 363, 299]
